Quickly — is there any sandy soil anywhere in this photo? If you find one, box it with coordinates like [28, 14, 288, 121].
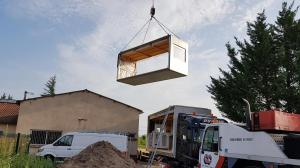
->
[58, 141, 137, 168]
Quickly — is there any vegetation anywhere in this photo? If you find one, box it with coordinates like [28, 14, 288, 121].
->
[0, 133, 54, 168]
[138, 135, 147, 149]
[0, 93, 13, 100]
[208, 2, 300, 122]
[42, 75, 56, 96]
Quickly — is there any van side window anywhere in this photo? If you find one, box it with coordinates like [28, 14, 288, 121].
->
[202, 127, 219, 152]
[54, 135, 73, 146]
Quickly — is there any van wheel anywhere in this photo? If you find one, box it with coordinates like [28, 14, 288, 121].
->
[45, 155, 54, 162]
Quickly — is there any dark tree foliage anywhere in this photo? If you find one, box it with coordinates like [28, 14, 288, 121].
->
[42, 75, 56, 96]
[208, 2, 300, 122]
[273, 2, 300, 113]
[0, 93, 13, 100]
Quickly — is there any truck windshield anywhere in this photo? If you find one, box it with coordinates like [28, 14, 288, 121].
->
[193, 129, 203, 143]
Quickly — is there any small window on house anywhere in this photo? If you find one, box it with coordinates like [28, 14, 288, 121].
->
[30, 130, 62, 145]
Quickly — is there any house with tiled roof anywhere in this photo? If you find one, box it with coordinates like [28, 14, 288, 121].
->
[0, 89, 142, 157]
[0, 100, 19, 134]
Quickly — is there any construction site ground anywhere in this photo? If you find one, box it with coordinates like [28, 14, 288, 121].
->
[57, 141, 161, 168]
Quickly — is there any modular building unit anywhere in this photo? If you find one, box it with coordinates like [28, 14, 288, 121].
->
[117, 35, 188, 85]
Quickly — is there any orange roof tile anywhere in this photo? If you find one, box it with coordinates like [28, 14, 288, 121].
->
[0, 102, 19, 118]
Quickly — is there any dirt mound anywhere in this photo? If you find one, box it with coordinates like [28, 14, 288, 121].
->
[58, 141, 137, 168]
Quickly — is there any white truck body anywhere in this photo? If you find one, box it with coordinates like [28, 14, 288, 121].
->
[199, 123, 300, 168]
[36, 132, 128, 158]
[147, 105, 212, 158]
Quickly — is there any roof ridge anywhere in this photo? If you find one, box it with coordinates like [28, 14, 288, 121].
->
[20, 89, 143, 113]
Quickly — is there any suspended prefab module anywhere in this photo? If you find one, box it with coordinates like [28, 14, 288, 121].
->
[117, 35, 188, 85]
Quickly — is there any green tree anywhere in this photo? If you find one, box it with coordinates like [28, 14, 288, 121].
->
[273, 2, 300, 113]
[42, 75, 56, 96]
[138, 135, 147, 148]
[208, 2, 300, 122]
[0, 93, 13, 100]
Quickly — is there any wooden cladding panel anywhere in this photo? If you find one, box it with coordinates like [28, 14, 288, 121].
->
[120, 37, 169, 62]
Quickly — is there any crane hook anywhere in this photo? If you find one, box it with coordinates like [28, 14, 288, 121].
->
[150, 6, 155, 18]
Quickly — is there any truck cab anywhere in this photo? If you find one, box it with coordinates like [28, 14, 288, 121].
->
[199, 123, 300, 168]
[199, 125, 222, 168]
[147, 105, 226, 168]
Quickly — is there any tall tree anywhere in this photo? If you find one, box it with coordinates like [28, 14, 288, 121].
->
[208, 3, 300, 122]
[273, 2, 300, 113]
[42, 75, 56, 96]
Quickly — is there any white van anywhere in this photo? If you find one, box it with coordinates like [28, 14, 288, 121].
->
[36, 132, 128, 160]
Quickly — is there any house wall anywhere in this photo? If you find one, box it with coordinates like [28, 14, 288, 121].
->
[0, 124, 16, 134]
[16, 91, 140, 155]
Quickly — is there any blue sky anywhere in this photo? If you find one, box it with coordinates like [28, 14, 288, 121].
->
[0, 0, 299, 134]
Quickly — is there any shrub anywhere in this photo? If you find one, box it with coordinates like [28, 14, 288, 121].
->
[0, 133, 54, 168]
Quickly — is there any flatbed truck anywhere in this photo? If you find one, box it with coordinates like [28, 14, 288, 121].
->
[144, 104, 300, 168]
[144, 105, 226, 167]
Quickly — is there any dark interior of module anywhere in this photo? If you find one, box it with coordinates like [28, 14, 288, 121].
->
[148, 114, 174, 135]
[175, 114, 207, 167]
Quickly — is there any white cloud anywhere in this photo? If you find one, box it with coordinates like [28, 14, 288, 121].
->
[232, 0, 275, 32]
[4, 0, 105, 23]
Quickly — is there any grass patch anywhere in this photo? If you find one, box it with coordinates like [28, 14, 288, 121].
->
[0, 133, 54, 168]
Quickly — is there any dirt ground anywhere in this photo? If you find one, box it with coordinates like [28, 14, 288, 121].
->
[58, 141, 137, 168]
[56, 141, 162, 168]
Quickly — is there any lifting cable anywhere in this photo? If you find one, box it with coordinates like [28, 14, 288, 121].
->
[121, 18, 152, 51]
[152, 16, 180, 39]
[142, 17, 152, 43]
[121, 0, 180, 51]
